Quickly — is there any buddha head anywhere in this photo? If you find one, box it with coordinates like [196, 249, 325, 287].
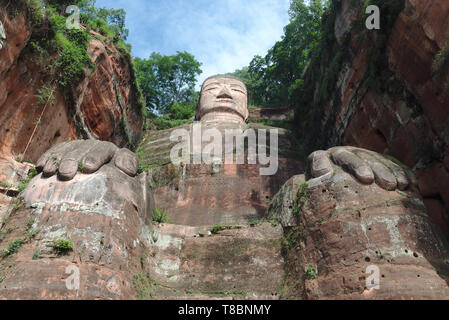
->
[195, 75, 249, 124]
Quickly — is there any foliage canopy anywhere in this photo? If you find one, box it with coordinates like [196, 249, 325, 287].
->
[134, 51, 202, 116]
[229, 0, 329, 108]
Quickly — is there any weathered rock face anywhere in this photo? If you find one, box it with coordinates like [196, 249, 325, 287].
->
[0, 140, 286, 300]
[1, 0, 448, 299]
[0, 159, 34, 193]
[248, 107, 294, 122]
[2, 140, 449, 299]
[0, 144, 153, 299]
[76, 33, 144, 148]
[270, 154, 449, 299]
[295, 0, 449, 231]
[0, 4, 144, 190]
[146, 222, 284, 299]
[0, 7, 74, 169]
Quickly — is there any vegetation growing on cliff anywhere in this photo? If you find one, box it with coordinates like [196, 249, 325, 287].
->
[53, 238, 74, 255]
[6, 0, 142, 105]
[132, 272, 156, 299]
[2, 0, 44, 25]
[210, 224, 241, 235]
[290, 0, 351, 153]
[17, 168, 38, 194]
[4, 0, 146, 149]
[152, 208, 169, 224]
[16, 2, 89, 89]
[47, 7, 94, 87]
[362, 0, 406, 92]
[293, 182, 308, 217]
[433, 40, 449, 78]
[306, 262, 318, 279]
[0, 238, 24, 257]
[134, 51, 202, 129]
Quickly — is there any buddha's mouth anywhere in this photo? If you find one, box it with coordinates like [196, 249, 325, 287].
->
[216, 98, 233, 104]
[214, 99, 235, 109]
[200, 105, 245, 119]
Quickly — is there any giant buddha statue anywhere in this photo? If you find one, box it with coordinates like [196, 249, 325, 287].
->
[195, 75, 249, 124]
[1, 75, 449, 300]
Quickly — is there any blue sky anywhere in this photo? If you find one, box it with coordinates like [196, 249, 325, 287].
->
[95, 0, 290, 87]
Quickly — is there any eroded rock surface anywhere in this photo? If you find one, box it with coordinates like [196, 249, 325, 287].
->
[296, 0, 449, 229]
[248, 108, 293, 122]
[146, 222, 284, 299]
[0, 142, 153, 299]
[271, 147, 449, 299]
[0, 139, 288, 300]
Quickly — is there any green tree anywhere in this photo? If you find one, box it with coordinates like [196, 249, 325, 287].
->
[229, 63, 266, 107]
[43, 0, 129, 40]
[82, 4, 129, 40]
[134, 51, 202, 115]
[44, 0, 84, 12]
[264, 0, 327, 103]
[231, 0, 328, 108]
[168, 90, 199, 120]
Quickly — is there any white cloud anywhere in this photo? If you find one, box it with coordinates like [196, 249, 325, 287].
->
[96, 0, 290, 88]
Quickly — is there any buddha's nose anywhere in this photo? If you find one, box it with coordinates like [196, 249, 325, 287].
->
[217, 86, 233, 99]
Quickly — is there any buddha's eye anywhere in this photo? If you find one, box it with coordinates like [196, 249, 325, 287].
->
[232, 88, 246, 94]
[205, 87, 218, 91]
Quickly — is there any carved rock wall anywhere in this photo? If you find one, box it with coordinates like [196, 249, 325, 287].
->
[296, 0, 449, 230]
[270, 170, 449, 299]
[138, 122, 303, 226]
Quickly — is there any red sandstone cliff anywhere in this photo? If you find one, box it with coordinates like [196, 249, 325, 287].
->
[1, 0, 449, 301]
[0, 3, 144, 186]
[295, 0, 449, 230]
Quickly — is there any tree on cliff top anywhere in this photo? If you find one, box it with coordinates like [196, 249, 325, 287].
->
[134, 51, 202, 116]
[79, 0, 129, 40]
[43, 0, 129, 40]
[230, 0, 328, 108]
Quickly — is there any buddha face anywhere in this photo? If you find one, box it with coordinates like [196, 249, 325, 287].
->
[196, 76, 248, 123]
